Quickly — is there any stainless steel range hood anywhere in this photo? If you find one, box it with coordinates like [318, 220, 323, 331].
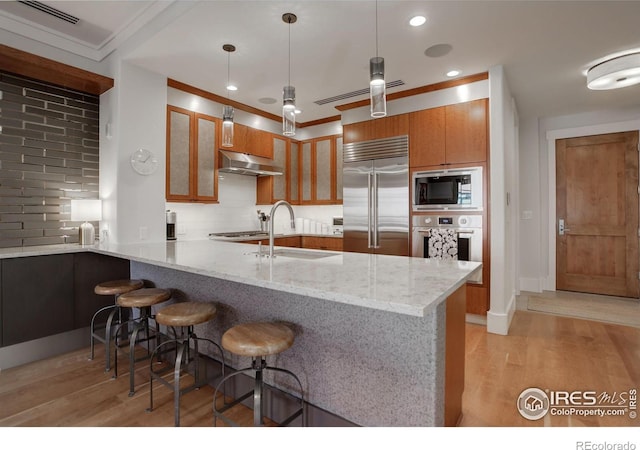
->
[218, 150, 283, 176]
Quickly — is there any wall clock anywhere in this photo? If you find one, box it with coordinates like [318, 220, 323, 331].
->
[130, 148, 158, 175]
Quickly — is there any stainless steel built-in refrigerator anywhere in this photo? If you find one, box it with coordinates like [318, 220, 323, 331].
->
[342, 135, 409, 256]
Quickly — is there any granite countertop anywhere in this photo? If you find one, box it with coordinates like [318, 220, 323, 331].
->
[0, 240, 480, 318]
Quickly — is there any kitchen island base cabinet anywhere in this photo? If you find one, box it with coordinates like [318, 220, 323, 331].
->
[0, 252, 131, 369]
[131, 261, 465, 427]
[1, 254, 75, 347]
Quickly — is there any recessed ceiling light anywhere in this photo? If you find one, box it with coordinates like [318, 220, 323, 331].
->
[446, 70, 461, 77]
[258, 97, 277, 105]
[409, 15, 426, 27]
[294, 108, 302, 114]
[226, 84, 238, 91]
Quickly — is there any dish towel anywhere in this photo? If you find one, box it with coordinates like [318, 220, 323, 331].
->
[428, 228, 458, 259]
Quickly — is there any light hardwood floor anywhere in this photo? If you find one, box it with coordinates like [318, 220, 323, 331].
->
[1, 309, 638, 427]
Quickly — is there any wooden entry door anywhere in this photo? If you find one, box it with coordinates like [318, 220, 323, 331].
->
[556, 131, 639, 298]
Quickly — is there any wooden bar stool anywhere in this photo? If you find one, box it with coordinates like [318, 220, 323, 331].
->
[146, 301, 225, 427]
[112, 288, 171, 396]
[213, 322, 304, 427]
[90, 279, 144, 372]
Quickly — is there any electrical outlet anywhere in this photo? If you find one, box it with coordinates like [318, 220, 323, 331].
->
[139, 226, 148, 240]
[521, 210, 533, 220]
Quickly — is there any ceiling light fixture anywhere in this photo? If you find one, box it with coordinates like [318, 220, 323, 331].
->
[446, 70, 461, 77]
[587, 52, 640, 90]
[221, 44, 236, 147]
[409, 15, 426, 27]
[370, 0, 386, 118]
[282, 13, 297, 137]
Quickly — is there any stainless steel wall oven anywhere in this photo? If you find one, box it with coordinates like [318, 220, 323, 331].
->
[411, 213, 483, 282]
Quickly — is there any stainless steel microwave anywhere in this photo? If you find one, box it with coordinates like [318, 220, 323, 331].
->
[412, 166, 483, 211]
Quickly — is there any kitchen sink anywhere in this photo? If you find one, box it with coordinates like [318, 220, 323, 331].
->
[247, 248, 337, 260]
[209, 230, 268, 238]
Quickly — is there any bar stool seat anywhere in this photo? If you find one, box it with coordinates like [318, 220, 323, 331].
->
[147, 301, 225, 427]
[221, 322, 294, 356]
[112, 288, 171, 396]
[213, 322, 304, 427]
[90, 279, 144, 372]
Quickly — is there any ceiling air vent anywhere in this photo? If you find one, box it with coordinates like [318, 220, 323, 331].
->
[314, 80, 405, 105]
[18, 1, 80, 24]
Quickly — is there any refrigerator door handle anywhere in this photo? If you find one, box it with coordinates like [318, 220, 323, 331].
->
[373, 172, 380, 248]
[368, 172, 373, 248]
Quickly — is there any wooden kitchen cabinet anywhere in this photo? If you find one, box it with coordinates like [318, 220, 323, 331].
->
[409, 98, 488, 168]
[409, 107, 446, 167]
[289, 141, 300, 203]
[166, 105, 219, 203]
[343, 114, 409, 143]
[256, 136, 292, 204]
[315, 137, 332, 203]
[301, 236, 343, 251]
[301, 141, 312, 203]
[297, 135, 343, 205]
[445, 99, 488, 164]
[227, 123, 273, 158]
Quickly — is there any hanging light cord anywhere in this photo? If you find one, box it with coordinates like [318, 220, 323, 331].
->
[227, 50, 231, 100]
[375, 0, 378, 58]
[288, 15, 292, 86]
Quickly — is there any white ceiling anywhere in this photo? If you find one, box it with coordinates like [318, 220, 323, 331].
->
[3, 1, 640, 123]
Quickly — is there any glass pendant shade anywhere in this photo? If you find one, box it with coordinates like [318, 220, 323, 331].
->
[221, 105, 234, 147]
[282, 85, 296, 136]
[370, 56, 387, 118]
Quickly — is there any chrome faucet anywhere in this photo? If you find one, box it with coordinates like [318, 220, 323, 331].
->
[268, 200, 295, 258]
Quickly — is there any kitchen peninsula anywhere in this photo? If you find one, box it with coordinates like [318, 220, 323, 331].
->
[0, 239, 480, 426]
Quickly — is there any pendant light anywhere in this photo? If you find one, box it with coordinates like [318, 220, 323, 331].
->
[370, 0, 386, 118]
[282, 13, 297, 137]
[221, 44, 236, 147]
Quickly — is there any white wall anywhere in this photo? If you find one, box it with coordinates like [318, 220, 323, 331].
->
[518, 106, 640, 292]
[100, 58, 167, 244]
[486, 65, 519, 335]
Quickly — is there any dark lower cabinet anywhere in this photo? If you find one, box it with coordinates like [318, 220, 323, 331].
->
[73, 252, 130, 329]
[2, 254, 75, 347]
[0, 252, 131, 348]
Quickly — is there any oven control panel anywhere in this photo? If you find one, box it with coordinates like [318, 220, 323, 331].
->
[412, 214, 482, 228]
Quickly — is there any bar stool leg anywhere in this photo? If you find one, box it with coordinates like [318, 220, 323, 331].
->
[173, 337, 187, 427]
[254, 357, 265, 426]
[89, 303, 116, 363]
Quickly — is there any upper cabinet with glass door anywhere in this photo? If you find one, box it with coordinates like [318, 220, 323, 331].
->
[166, 105, 219, 203]
[297, 134, 343, 205]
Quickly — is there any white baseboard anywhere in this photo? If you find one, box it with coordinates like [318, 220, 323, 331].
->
[519, 277, 543, 293]
[487, 293, 516, 335]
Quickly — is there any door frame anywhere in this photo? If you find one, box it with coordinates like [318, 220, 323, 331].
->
[545, 120, 640, 292]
